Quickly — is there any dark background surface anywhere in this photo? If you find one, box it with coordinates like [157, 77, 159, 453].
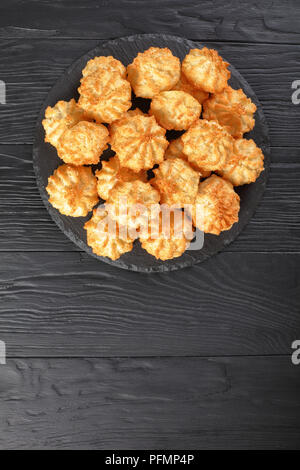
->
[0, 0, 299, 449]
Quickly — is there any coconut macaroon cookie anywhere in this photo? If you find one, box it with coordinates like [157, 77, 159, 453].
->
[151, 158, 200, 208]
[182, 47, 230, 93]
[57, 121, 109, 166]
[127, 47, 180, 98]
[182, 119, 234, 172]
[165, 137, 211, 178]
[109, 107, 145, 136]
[203, 86, 257, 138]
[165, 137, 187, 161]
[150, 91, 201, 130]
[106, 180, 160, 234]
[42, 99, 86, 149]
[82, 56, 126, 78]
[172, 72, 209, 104]
[46, 164, 99, 217]
[84, 207, 134, 260]
[192, 174, 240, 235]
[218, 138, 264, 186]
[139, 208, 193, 261]
[110, 114, 168, 172]
[78, 69, 131, 124]
[95, 155, 147, 201]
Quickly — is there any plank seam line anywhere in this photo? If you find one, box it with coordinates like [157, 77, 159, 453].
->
[1, 37, 300, 46]
[3, 354, 293, 359]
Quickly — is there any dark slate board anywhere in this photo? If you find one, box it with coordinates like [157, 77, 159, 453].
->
[33, 34, 270, 272]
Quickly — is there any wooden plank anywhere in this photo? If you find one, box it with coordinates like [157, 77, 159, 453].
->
[0, 40, 299, 146]
[0, 145, 76, 251]
[0, 356, 299, 449]
[270, 147, 300, 164]
[0, 251, 299, 357]
[0, 145, 299, 252]
[1, 0, 300, 44]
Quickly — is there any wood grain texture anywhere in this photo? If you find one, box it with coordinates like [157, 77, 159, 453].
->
[0, 251, 299, 357]
[0, 0, 299, 451]
[0, 356, 299, 449]
[0, 145, 299, 253]
[1, 0, 300, 44]
[1, 40, 300, 146]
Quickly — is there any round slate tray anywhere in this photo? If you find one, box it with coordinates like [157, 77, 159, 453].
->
[33, 34, 270, 273]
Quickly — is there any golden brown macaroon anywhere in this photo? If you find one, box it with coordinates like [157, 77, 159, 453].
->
[182, 47, 230, 93]
[192, 174, 240, 235]
[84, 207, 134, 260]
[82, 56, 126, 78]
[150, 90, 201, 130]
[127, 47, 180, 98]
[182, 119, 234, 172]
[110, 114, 168, 172]
[109, 107, 145, 136]
[165, 136, 187, 160]
[46, 164, 99, 217]
[165, 137, 211, 178]
[42, 99, 86, 149]
[218, 138, 264, 186]
[95, 155, 147, 201]
[78, 69, 131, 124]
[172, 72, 209, 104]
[106, 180, 160, 234]
[151, 157, 200, 208]
[203, 86, 256, 138]
[57, 121, 109, 166]
[139, 208, 193, 260]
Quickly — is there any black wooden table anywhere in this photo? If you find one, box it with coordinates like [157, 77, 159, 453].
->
[0, 0, 299, 450]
